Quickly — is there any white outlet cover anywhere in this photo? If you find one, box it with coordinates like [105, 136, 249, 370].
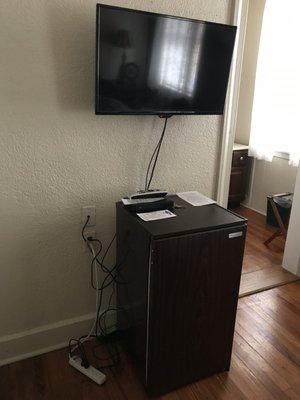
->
[82, 206, 96, 226]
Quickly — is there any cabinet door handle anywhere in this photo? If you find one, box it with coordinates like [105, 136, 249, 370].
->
[240, 156, 244, 161]
[229, 231, 243, 239]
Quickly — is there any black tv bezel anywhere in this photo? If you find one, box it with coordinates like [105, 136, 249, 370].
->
[95, 4, 237, 116]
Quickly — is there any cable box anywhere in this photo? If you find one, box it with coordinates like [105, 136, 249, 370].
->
[125, 198, 174, 213]
[128, 189, 168, 200]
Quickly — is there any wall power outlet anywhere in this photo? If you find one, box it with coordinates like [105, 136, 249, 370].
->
[82, 206, 96, 226]
[84, 228, 96, 241]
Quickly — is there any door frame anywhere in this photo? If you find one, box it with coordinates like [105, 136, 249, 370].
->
[283, 165, 300, 276]
[216, 0, 249, 207]
[218, 1, 300, 277]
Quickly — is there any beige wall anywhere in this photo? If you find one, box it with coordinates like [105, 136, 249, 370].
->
[0, 0, 233, 363]
[235, 0, 266, 145]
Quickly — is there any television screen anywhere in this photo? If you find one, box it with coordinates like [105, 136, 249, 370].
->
[95, 5, 236, 115]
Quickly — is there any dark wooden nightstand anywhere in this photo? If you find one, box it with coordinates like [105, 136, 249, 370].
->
[228, 144, 251, 208]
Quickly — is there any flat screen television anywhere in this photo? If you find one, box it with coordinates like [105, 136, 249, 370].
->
[95, 4, 237, 116]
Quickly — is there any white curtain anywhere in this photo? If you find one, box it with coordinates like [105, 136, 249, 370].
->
[249, 0, 300, 166]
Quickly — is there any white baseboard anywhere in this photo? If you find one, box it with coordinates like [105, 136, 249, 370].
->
[0, 311, 116, 366]
[240, 203, 267, 216]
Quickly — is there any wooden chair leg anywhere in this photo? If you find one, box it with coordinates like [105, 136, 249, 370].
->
[264, 197, 289, 246]
[264, 229, 282, 246]
[269, 199, 287, 237]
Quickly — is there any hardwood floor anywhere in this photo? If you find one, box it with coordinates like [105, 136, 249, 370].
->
[231, 206, 299, 296]
[1, 282, 300, 400]
[232, 206, 285, 274]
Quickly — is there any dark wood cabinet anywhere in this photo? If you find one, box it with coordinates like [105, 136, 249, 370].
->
[228, 146, 251, 208]
[116, 196, 246, 396]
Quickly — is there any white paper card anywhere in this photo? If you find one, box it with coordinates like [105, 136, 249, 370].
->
[177, 191, 216, 207]
[137, 209, 176, 222]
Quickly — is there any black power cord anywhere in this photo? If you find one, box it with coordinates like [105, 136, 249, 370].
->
[145, 117, 169, 191]
[82, 219, 123, 290]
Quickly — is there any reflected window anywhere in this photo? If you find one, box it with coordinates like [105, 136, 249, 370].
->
[149, 18, 204, 97]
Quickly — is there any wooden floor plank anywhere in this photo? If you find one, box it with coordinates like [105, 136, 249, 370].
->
[236, 305, 300, 368]
[274, 281, 300, 305]
[228, 354, 274, 399]
[239, 266, 299, 297]
[233, 206, 299, 297]
[249, 291, 300, 334]
[1, 284, 300, 400]
[233, 332, 291, 399]
[232, 206, 285, 275]
[193, 373, 246, 400]
[233, 205, 299, 297]
[245, 296, 300, 346]
[236, 287, 300, 396]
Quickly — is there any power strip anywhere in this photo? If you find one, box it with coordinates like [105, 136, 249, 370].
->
[69, 356, 106, 385]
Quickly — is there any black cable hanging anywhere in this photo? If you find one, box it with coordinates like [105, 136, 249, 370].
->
[145, 117, 169, 191]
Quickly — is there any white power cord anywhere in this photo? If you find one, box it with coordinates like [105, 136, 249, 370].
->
[85, 243, 100, 340]
[70, 241, 100, 353]
[68, 239, 106, 386]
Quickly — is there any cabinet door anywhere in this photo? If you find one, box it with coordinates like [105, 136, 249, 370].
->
[228, 166, 248, 204]
[146, 226, 246, 396]
[232, 150, 248, 167]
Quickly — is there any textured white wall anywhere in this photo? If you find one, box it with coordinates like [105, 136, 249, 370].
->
[0, 0, 232, 353]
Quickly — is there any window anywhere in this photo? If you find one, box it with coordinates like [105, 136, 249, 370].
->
[249, 0, 300, 166]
